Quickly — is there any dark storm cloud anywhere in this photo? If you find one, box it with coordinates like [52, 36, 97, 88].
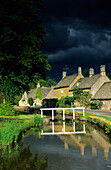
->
[41, 0, 111, 75]
[43, 0, 111, 26]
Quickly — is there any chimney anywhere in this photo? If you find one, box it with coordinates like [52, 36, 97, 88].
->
[100, 65, 106, 76]
[37, 82, 40, 88]
[62, 71, 66, 79]
[78, 67, 82, 75]
[89, 68, 94, 77]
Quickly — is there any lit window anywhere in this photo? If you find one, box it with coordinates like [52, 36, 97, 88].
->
[61, 89, 64, 94]
[77, 82, 79, 86]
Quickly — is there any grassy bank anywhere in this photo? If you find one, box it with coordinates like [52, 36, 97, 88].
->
[0, 114, 43, 149]
[80, 112, 111, 134]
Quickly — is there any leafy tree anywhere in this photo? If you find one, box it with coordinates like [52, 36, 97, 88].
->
[28, 97, 34, 106]
[84, 69, 89, 77]
[73, 88, 83, 101]
[14, 95, 22, 106]
[0, 0, 50, 102]
[39, 78, 57, 87]
[0, 76, 25, 103]
[73, 88, 91, 107]
[0, 102, 16, 116]
[36, 87, 43, 100]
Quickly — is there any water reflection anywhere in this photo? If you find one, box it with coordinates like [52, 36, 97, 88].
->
[0, 147, 48, 170]
[41, 122, 111, 160]
[1, 123, 111, 170]
[41, 122, 86, 135]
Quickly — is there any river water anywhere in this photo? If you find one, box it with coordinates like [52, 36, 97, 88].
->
[0, 122, 111, 170]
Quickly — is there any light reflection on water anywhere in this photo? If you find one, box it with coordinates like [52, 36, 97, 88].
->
[1, 122, 111, 170]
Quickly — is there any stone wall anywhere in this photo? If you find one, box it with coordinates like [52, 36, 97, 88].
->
[101, 100, 111, 111]
[54, 87, 69, 99]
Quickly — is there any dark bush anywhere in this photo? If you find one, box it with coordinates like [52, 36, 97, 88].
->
[28, 97, 34, 106]
[91, 100, 103, 110]
[42, 99, 58, 108]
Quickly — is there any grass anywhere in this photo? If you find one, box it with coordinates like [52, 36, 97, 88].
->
[0, 114, 43, 149]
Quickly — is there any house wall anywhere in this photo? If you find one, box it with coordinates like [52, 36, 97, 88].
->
[90, 75, 110, 97]
[101, 100, 111, 111]
[54, 74, 84, 99]
[54, 87, 69, 99]
[19, 99, 29, 106]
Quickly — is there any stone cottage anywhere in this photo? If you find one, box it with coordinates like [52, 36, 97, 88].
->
[19, 83, 53, 106]
[69, 65, 110, 97]
[92, 82, 111, 111]
[54, 67, 84, 99]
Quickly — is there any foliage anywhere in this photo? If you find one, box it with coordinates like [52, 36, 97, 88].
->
[73, 88, 83, 101]
[34, 115, 43, 126]
[105, 123, 111, 133]
[14, 95, 22, 106]
[39, 77, 57, 87]
[28, 97, 34, 106]
[0, 0, 50, 102]
[0, 115, 43, 147]
[84, 69, 89, 77]
[0, 147, 48, 169]
[42, 99, 58, 108]
[58, 97, 66, 108]
[91, 100, 103, 109]
[0, 102, 16, 116]
[36, 87, 43, 100]
[56, 96, 75, 108]
[0, 76, 25, 103]
[73, 88, 91, 107]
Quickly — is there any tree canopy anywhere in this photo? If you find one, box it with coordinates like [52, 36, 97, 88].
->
[0, 0, 51, 102]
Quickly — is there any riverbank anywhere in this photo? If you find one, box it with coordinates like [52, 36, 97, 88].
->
[80, 112, 111, 134]
[0, 114, 43, 150]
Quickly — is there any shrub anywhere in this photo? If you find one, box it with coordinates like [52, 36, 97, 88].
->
[28, 97, 34, 106]
[0, 102, 16, 116]
[91, 100, 103, 110]
[36, 87, 42, 100]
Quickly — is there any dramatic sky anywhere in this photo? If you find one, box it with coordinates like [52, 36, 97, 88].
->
[41, 0, 111, 81]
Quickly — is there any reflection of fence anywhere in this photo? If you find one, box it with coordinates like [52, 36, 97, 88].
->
[41, 122, 86, 135]
[40, 107, 85, 120]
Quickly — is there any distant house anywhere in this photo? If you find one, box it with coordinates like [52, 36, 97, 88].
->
[92, 82, 111, 111]
[69, 65, 110, 97]
[19, 83, 53, 106]
[54, 67, 84, 99]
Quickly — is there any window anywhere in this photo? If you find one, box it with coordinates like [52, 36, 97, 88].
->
[77, 82, 79, 87]
[61, 89, 64, 94]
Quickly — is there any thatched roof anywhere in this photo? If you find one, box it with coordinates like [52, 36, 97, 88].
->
[92, 82, 111, 99]
[54, 74, 78, 89]
[70, 74, 100, 91]
[27, 87, 51, 100]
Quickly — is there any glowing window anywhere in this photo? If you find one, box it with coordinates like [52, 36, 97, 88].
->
[61, 89, 64, 94]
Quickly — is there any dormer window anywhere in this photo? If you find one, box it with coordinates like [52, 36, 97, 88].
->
[61, 89, 64, 94]
[77, 82, 79, 87]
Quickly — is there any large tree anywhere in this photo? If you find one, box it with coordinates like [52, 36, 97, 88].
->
[0, 0, 50, 102]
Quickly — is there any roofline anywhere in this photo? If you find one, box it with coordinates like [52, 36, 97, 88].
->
[69, 87, 90, 91]
[54, 85, 69, 89]
[92, 98, 111, 100]
[90, 74, 101, 89]
[54, 74, 78, 89]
